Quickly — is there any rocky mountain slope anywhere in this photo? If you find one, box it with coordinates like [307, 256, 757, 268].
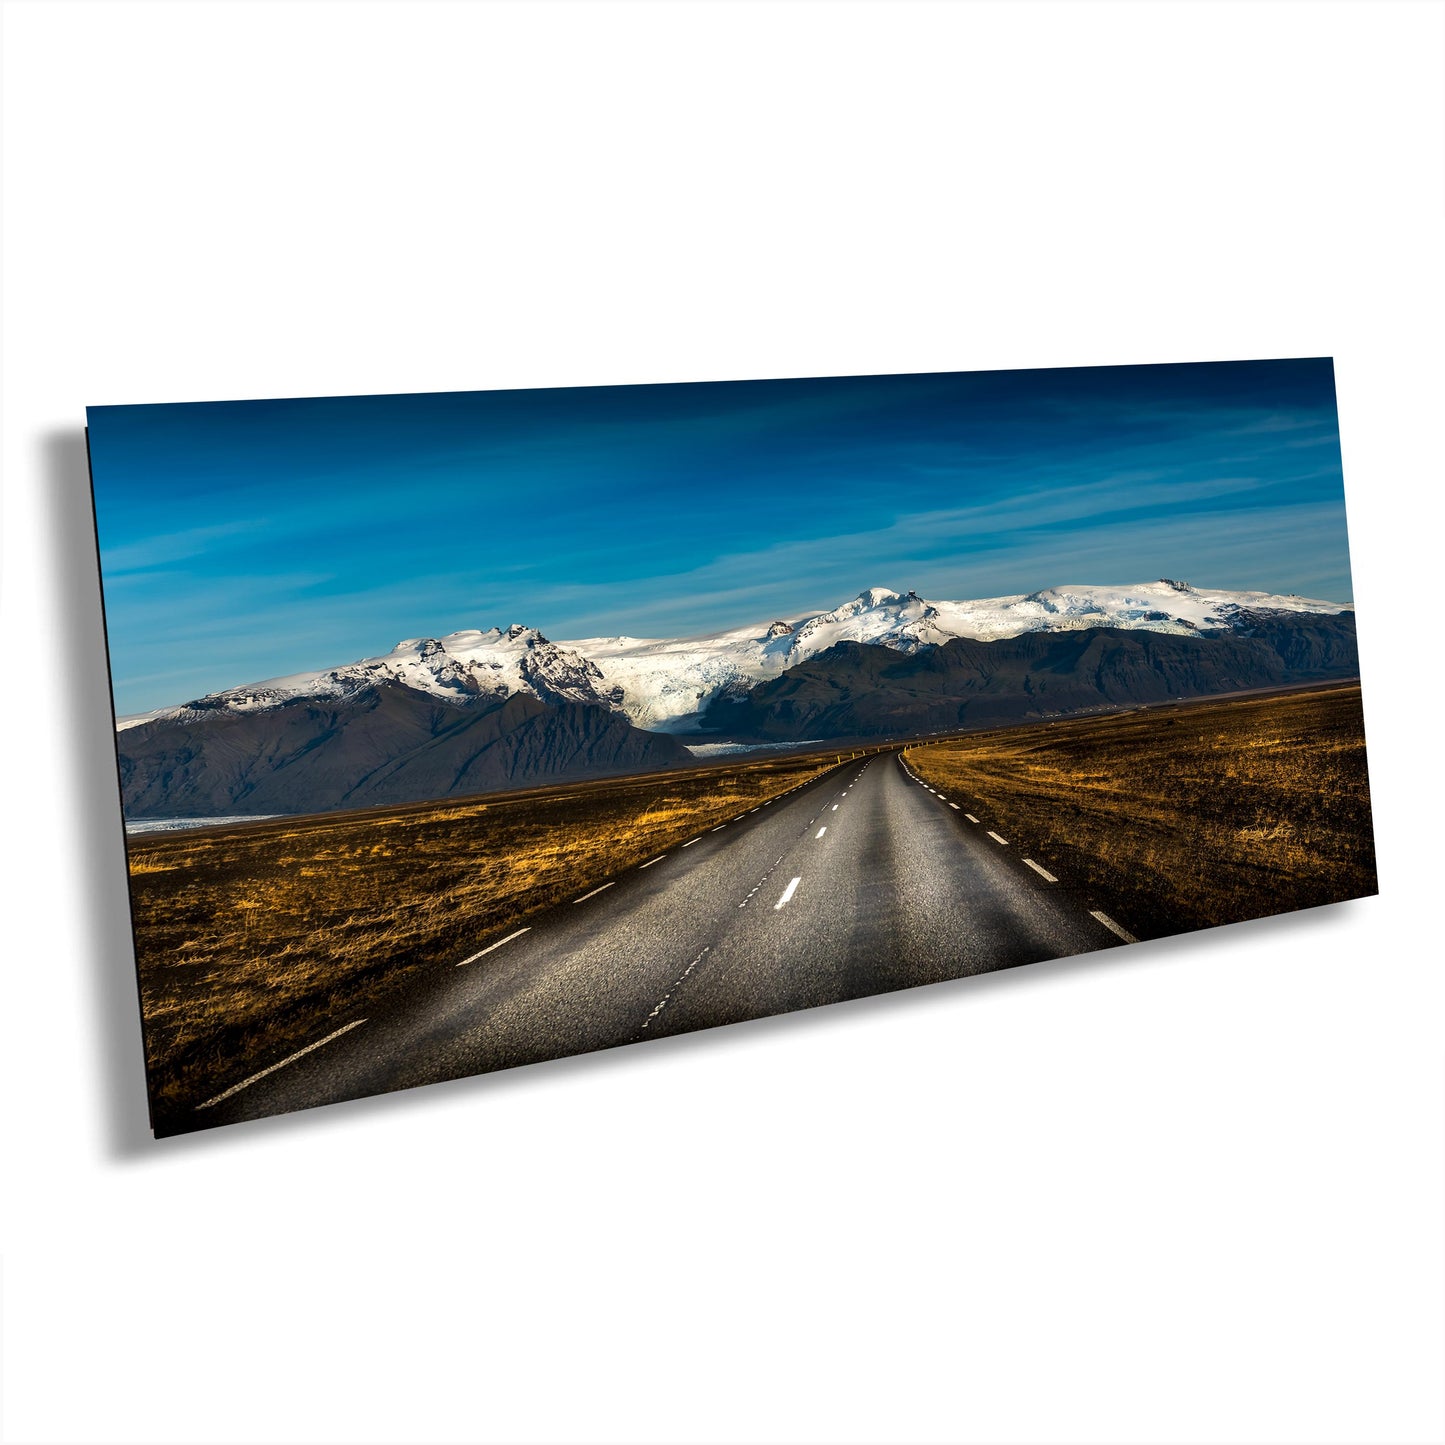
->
[118, 683, 691, 819]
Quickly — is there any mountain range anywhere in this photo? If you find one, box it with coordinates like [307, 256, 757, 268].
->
[120, 579, 1350, 734]
[704, 610, 1360, 740]
[115, 580, 1358, 819]
[117, 686, 694, 820]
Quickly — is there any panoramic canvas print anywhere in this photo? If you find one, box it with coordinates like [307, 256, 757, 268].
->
[88, 360, 1376, 1136]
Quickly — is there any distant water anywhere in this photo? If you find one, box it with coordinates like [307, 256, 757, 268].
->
[125, 814, 280, 835]
[683, 740, 826, 758]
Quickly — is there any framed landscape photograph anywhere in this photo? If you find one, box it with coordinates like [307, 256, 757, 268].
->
[87, 359, 1376, 1137]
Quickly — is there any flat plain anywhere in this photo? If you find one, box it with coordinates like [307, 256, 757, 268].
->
[904, 683, 1376, 940]
[127, 684, 1376, 1126]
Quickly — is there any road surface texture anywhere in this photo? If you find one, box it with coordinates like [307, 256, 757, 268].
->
[188, 752, 1131, 1132]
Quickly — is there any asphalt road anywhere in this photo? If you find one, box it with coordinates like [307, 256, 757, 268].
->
[189, 752, 1132, 1132]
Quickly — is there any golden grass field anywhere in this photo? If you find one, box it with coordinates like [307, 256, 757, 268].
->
[127, 752, 847, 1117]
[904, 684, 1376, 940]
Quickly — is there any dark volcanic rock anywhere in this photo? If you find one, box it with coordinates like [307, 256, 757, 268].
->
[119, 681, 693, 818]
[704, 614, 1360, 741]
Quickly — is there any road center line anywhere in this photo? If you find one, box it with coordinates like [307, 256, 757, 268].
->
[1023, 858, 1058, 882]
[641, 946, 711, 1030]
[639, 854, 668, 868]
[987, 832, 1009, 845]
[574, 882, 615, 903]
[457, 928, 531, 965]
[775, 876, 802, 910]
[816, 826, 827, 838]
[1090, 910, 1138, 943]
[196, 1019, 368, 1110]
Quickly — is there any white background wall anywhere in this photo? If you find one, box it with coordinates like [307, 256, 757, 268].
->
[2, 3, 1442, 1443]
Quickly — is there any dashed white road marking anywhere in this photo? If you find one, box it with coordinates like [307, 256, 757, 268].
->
[831, 804, 838, 811]
[949, 803, 960, 811]
[639, 854, 667, 869]
[682, 837, 701, 847]
[712, 826, 726, 832]
[457, 928, 530, 965]
[197, 1019, 368, 1109]
[987, 831, 1009, 845]
[775, 876, 802, 910]
[1091, 910, 1138, 943]
[642, 947, 711, 1030]
[574, 882, 615, 903]
[965, 813, 979, 823]
[1023, 858, 1058, 882]
[815, 827, 827, 838]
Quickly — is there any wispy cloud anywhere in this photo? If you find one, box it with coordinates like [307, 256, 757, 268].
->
[101, 519, 267, 573]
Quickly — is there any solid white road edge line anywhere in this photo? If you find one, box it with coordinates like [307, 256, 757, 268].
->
[775, 876, 802, 909]
[574, 883, 615, 903]
[1091, 910, 1139, 943]
[1023, 858, 1058, 883]
[457, 928, 532, 965]
[197, 1020, 368, 1109]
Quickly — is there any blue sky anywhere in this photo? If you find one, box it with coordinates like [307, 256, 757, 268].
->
[88, 358, 1353, 716]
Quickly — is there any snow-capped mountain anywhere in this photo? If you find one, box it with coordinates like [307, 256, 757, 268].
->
[122, 625, 622, 729]
[119, 580, 1351, 734]
[784, 579, 1348, 652]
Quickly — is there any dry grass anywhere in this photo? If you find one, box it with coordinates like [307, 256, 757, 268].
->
[905, 685, 1376, 940]
[128, 754, 846, 1119]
